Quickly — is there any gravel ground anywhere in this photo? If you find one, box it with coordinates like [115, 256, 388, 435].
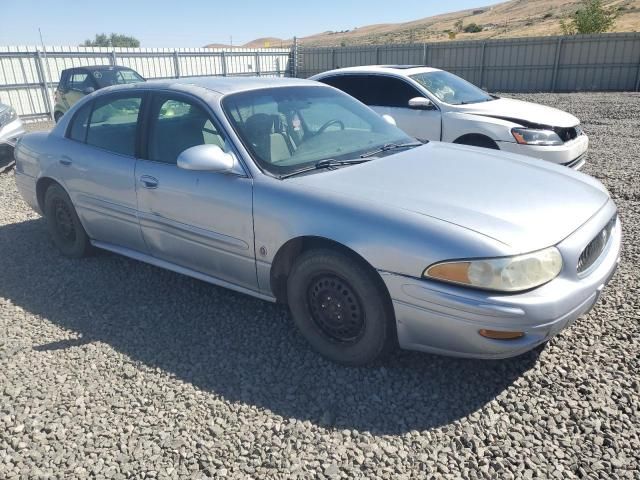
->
[1, 93, 639, 479]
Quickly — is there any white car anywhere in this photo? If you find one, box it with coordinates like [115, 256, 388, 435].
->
[312, 66, 588, 169]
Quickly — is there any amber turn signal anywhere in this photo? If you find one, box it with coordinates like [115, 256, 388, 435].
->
[479, 329, 525, 340]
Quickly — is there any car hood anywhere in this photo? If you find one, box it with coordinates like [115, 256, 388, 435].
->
[454, 97, 580, 128]
[288, 142, 609, 252]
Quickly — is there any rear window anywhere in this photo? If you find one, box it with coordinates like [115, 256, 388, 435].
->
[92, 69, 144, 88]
[85, 95, 143, 156]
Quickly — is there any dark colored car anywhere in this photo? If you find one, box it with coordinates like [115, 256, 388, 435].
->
[53, 66, 145, 122]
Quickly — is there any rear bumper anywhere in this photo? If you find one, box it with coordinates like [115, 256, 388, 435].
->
[381, 207, 621, 359]
[498, 134, 588, 170]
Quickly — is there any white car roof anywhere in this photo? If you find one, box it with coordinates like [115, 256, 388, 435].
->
[312, 65, 442, 78]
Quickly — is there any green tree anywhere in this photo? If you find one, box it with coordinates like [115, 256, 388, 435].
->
[463, 23, 483, 33]
[560, 0, 617, 35]
[83, 33, 141, 48]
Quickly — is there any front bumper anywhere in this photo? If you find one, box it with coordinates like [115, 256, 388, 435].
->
[0, 117, 26, 147]
[498, 134, 588, 170]
[381, 200, 621, 359]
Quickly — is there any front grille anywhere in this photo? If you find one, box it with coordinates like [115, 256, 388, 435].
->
[577, 216, 616, 274]
[554, 125, 581, 143]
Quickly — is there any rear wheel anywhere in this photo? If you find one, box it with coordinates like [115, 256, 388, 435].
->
[44, 184, 91, 258]
[287, 249, 394, 366]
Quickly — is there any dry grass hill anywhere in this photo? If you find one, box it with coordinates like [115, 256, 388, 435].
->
[206, 0, 640, 48]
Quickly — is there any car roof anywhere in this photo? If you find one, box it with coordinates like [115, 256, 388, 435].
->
[314, 65, 442, 77]
[63, 65, 136, 72]
[131, 75, 322, 95]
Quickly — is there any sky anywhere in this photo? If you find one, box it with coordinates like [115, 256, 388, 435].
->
[1, 0, 497, 48]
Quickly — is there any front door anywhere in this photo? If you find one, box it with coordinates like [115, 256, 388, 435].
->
[367, 75, 442, 142]
[135, 93, 257, 289]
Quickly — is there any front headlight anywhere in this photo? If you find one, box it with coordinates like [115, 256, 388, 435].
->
[0, 106, 18, 127]
[511, 128, 563, 146]
[424, 247, 563, 292]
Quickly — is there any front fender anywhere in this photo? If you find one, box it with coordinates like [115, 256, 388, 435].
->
[252, 177, 509, 293]
[442, 112, 519, 144]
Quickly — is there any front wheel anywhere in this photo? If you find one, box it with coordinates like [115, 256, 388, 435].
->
[44, 184, 91, 258]
[287, 249, 395, 366]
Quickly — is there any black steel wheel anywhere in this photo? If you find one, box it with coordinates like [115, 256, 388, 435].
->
[307, 274, 365, 344]
[287, 249, 395, 365]
[44, 184, 91, 258]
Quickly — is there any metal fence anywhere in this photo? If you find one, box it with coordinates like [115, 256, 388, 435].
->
[3, 33, 640, 120]
[0, 46, 291, 120]
[294, 32, 640, 93]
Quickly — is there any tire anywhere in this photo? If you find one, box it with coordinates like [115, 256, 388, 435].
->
[455, 135, 499, 150]
[287, 249, 394, 366]
[44, 184, 91, 258]
[54, 111, 63, 123]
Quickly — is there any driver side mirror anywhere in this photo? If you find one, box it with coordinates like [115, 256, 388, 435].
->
[177, 144, 236, 173]
[408, 97, 434, 110]
[82, 87, 95, 94]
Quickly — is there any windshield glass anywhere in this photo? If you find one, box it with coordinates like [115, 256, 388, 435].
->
[410, 71, 493, 105]
[222, 86, 413, 176]
[92, 69, 145, 88]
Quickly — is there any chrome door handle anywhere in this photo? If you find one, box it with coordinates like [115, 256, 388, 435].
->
[140, 175, 159, 189]
[59, 156, 72, 166]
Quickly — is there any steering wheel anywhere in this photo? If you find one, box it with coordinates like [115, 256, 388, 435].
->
[316, 119, 345, 135]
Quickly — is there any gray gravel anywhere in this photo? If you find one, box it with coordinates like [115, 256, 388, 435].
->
[1, 93, 639, 479]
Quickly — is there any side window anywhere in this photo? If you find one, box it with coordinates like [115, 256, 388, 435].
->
[68, 72, 90, 91]
[321, 75, 377, 105]
[376, 76, 422, 108]
[86, 95, 143, 156]
[67, 101, 92, 142]
[148, 95, 227, 164]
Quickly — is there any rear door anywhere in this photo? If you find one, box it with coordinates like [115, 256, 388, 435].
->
[61, 92, 147, 252]
[134, 92, 257, 289]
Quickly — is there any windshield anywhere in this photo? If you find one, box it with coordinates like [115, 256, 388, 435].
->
[92, 69, 145, 88]
[410, 71, 493, 105]
[222, 86, 413, 176]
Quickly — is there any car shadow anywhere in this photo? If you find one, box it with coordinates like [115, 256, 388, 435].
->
[0, 218, 539, 435]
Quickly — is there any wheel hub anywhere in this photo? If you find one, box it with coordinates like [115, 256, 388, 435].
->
[307, 274, 365, 343]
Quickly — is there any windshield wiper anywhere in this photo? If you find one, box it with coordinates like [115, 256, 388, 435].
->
[359, 142, 423, 159]
[279, 158, 372, 179]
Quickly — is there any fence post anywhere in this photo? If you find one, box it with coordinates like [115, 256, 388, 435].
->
[35, 50, 55, 121]
[551, 37, 563, 92]
[423, 43, 428, 66]
[173, 51, 181, 78]
[110, 50, 117, 66]
[376, 47, 381, 65]
[255, 52, 261, 76]
[292, 36, 298, 77]
[479, 42, 487, 89]
[634, 43, 640, 92]
[332, 48, 337, 69]
[221, 51, 227, 76]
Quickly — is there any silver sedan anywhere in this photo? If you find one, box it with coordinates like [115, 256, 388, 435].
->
[14, 77, 620, 365]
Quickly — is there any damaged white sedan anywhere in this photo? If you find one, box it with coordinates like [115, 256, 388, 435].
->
[313, 66, 588, 169]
